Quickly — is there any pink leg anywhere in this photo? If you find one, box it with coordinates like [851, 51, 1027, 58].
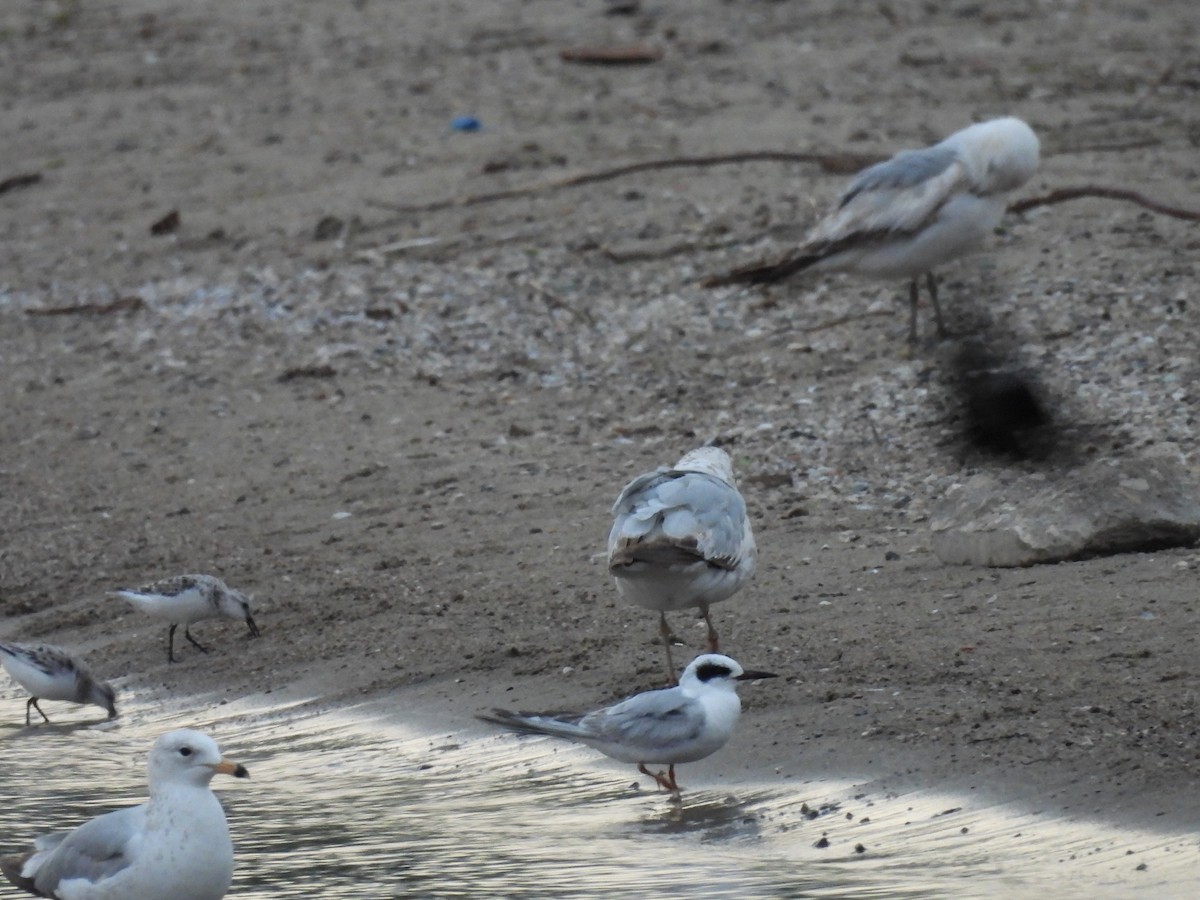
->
[703, 607, 719, 653]
[638, 763, 682, 799]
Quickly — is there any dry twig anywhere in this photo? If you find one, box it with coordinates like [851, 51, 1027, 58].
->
[559, 44, 662, 65]
[1007, 186, 1200, 221]
[25, 296, 145, 316]
[800, 309, 895, 334]
[370, 151, 882, 216]
[0, 172, 42, 195]
[529, 280, 596, 328]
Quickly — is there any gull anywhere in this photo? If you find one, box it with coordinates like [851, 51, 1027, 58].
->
[706, 116, 1040, 342]
[0, 641, 117, 725]
[480, 653, 777, 799]
[112, 574, 260, 663]
[608, 446, 757, 681]
[1, 728, 249, 900]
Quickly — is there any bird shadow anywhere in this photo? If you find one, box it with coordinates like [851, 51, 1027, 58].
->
[0, 717, 115, 737]
[636, 790, 772, 839]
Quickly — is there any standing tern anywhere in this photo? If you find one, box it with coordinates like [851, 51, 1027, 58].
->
[480, 653, 777, 800]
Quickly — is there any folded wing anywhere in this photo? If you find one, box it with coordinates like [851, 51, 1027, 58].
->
[807, 144, 967, 249]
[608, 470, 752, 572]
[583, 688, 705, 755]
[12, 806, 143, 897]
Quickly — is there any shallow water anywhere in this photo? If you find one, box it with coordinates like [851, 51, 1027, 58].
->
[0, 696, 1195, 899]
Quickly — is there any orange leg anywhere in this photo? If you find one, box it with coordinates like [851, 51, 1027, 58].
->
[638, 763, 682, 799]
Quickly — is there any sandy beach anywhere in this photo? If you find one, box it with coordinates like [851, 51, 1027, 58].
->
[2, 0, 1198, 832]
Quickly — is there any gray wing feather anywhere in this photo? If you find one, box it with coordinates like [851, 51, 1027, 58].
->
[609, 471, 749, 568]
[584, 689, 705, 752]
[610, 468, 672, 518]
[477, 709, 590, 741]
[806, 144, 968, 247]
[840, 145, 958, 205]
[27, 807, 142, 895]
[483, 688, 706, 761]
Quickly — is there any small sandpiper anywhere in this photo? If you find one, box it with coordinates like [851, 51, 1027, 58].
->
[0, 641, 118, 724]
[113, 574, 260, 663]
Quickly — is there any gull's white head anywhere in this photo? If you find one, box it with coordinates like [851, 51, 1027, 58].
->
[945, 116, 1039, 194]
[679, 654, 778, 694]
[673, 446, 737, 484]
[148, 729, 250, 790]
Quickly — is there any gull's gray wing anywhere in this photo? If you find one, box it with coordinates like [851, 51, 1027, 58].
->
[610, 467, 672, 519]
[1, 831, 68, 897]
[581, 687, 706, 756]
[609, 471, 751, 570]
[806, 143, 969, 248]
[840, 145, 958, 206]
[21, 806, 143, 897]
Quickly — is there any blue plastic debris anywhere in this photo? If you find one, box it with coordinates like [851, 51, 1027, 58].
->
[450, 115, 482, 132]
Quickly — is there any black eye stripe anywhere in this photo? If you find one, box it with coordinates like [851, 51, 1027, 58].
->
[695, 662, 733, 682]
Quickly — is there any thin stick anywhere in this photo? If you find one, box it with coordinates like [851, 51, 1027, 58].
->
[370, 151, 882, 216]
[529, 279, 596, 328]
[1008, 186, 1200, 221]
[370, 139, 1193, 222]
[800, 309, 895, 334]
[1048, 138, 1163, 155]
[25, 296, 145, 316]
[0, 172, 42, 195]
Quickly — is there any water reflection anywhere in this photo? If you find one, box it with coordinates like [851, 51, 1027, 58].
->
[0, 696, 1195, 898]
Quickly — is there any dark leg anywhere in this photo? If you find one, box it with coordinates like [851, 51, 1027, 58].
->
[168, 624, 178, 663]
[183, 626, 210, 654]
[907, 277, 921, 343]
[27, 697, 50, 725]
[659, 613, 677, 684]
[926, 271, 946, 337]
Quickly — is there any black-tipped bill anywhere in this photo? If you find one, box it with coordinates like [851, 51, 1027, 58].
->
[736, 669, 778, 682]
[246, 616, 261, 638]
[213, 759, 250, 779]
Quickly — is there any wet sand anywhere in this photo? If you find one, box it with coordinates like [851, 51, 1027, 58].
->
[2, 0, 1198, 833]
